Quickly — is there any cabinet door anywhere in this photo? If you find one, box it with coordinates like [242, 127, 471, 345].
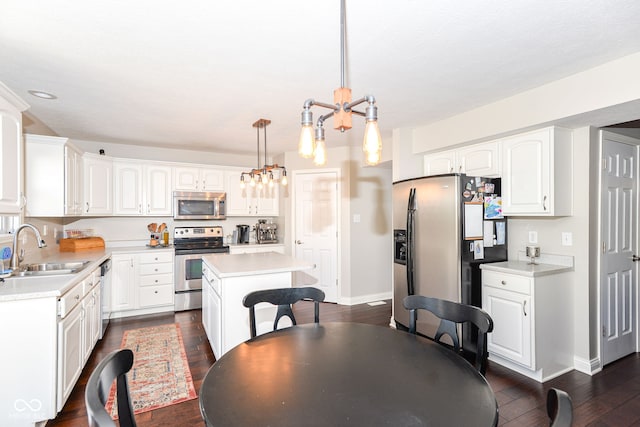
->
[57, 303, 84, 411]
[65, 145, 83, 215]
[0, 111, 23, 213]
[209, 284, 222, 358]
[114, 162, 143, 215]
[501, 129, 550, 214]
[225, 170, 252, 215]
[484, 286, 532, 368]
[174, 167, 200, 191]
[84, 155, 113, 215]
[458, 141, 501, 177]
[145, 164, 173, 215]
[200, 168, 225, 191]
[111, 255, 136, 311]
[424, 150, 457, 176]
[257, 186, 279, 216]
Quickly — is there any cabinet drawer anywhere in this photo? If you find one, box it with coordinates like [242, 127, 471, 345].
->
[139, 251, 173, 264]
[483, 271, 531, 295]
[139, 273, 173, 287]
[139, 285, 174, 307]
[139, 262, 173, 276]
[59, 282, 84, 318]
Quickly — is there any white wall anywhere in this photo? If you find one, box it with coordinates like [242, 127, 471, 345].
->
[281, 145, 393, 304]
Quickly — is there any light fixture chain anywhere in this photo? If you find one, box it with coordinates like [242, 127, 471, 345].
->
[340, 0, 346, 89]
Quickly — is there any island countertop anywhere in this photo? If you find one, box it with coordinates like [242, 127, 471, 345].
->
[202, 252, 314, 278]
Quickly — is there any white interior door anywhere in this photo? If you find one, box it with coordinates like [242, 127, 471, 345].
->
[600, 131, 638, 366]
[293, 170, 339, 303]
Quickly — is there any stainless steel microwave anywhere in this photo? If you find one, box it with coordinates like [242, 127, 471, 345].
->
[173, 191, 226, 220]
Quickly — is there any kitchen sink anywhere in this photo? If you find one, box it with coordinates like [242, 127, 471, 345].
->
[12, 261, 91, 277]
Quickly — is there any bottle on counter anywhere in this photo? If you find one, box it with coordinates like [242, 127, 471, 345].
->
[163, 229, 170, 246]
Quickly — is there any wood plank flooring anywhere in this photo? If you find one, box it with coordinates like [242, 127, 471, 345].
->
[48, 301, 640, 426]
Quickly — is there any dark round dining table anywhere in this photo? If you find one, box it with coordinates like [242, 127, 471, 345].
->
[199, 322, 498, 426]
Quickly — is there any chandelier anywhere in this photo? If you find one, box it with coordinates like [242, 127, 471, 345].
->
[298, 0, 381, 166]
[240, 119, 287, 189]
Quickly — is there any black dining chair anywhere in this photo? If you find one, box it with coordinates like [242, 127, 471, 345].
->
[403, 295, 494, 374]
[243, 287, 325, 338]
[85, 348, 137, 427]
[547, 388, 573, 427]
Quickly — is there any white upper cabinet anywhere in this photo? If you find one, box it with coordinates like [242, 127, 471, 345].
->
[25, 134, 83, 216]
[145, 163, 173, 215]
[424, 149, 457, 176]
[224, 169, 279, 216]
[174, 166, 224, 192]
[114, 161, 173, 216]
[423, 140, 501, 177]
[457, 140, 501, 177]
[0, 83, 28, 214]
[501, 127, 572, 216]
[113, 161, 143, 215]
[83, 154, 113, 215]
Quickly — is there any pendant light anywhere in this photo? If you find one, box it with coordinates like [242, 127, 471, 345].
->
[240, 119, 287, 189]
[298, 0, 381, 166]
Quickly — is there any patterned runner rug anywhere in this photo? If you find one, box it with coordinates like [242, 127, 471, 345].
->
[106, 323, 197, 418]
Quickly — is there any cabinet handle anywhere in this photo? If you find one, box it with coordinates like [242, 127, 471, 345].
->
[501, 280, 506, 285]
[86, 202, 90, 213]
[523, 300, 527, 316]
[543, 195, 547, 211]
[154, 290, 158, 294]
[155, 279, 158, 283]
[139, 204, 142, 214]
[75, 295, 80, 300]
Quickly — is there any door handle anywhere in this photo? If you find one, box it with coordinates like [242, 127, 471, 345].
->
[295, 240, 304, 245]
[632, 255, 640, 262]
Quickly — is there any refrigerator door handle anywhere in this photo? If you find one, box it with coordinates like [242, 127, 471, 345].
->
[406, 188, 416, 296]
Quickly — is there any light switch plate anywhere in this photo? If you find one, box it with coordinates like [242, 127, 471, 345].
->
[528, 231, 538, 244]
[561, 232, 573, 246]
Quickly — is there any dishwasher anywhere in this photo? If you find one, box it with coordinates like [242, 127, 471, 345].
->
[99, 259, 112, 339]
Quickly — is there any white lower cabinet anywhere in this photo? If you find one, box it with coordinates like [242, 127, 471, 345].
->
[482, 267, 573, 382]
[0, 266, 103, 425]
[201, 257, 293, 360]
[111, 249, 174, 317]
[57, 299, 84, 411]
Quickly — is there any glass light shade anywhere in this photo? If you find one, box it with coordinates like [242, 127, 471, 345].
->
[240, 179, 246, 189]
[299, 125, 315, 158]
[363, 120, 382, 165]
[313, 139, 327, 166]
[261, 173, 268, 185]
[281, 175, 288, 186]
[249, 175, 256, 187]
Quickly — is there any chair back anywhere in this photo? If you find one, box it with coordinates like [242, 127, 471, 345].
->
[85, 349, 137, 427]
[243, 287, 325, 338]
[403, 295, 493, 374]
[547, 388, 573, 427]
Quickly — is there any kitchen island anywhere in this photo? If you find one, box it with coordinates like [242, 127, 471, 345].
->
[201, 252, 314, 360]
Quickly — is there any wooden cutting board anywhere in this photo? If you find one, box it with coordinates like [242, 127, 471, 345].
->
[59, 237, 105, 252]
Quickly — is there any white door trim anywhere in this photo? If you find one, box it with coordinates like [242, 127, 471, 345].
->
[291, 168, 342, 303]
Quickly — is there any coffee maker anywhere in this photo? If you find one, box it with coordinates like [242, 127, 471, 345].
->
[256, 219, 278, 244]
[236, 224, 251, 244]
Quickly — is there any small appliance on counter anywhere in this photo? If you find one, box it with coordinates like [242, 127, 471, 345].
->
[256, 219, 278, 244]
[236, 224, 251, 244]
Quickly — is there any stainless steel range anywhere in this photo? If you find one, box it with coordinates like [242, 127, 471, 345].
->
[174, 226, 229, 311]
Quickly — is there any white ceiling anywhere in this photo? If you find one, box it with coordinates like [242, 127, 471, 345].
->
[2, 0, 640, 157]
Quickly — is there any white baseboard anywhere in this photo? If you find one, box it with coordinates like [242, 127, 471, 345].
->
[338, 291, 392, 306]
[574, 356, 601, 375]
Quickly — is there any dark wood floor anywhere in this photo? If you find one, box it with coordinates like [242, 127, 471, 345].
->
[48, 300, 640, 426]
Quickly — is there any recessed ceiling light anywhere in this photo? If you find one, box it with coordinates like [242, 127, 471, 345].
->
[28, 90, 57, 100]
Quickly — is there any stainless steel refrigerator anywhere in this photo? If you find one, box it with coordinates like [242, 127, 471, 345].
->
[393, 174, 507, 353]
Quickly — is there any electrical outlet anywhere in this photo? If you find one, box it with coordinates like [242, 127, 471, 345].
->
[528, 231, 538, 244]
[561, 232, 573, 246]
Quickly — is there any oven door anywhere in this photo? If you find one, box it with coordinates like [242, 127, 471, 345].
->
[175, 252, 204, 292]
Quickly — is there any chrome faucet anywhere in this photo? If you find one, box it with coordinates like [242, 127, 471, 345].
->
[10, 224, 47, 270]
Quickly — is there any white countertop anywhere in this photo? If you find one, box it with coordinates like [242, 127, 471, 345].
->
[203, 252, 314, 278]
[480, 260, 573, 277]
[0, 245, 173, 302]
